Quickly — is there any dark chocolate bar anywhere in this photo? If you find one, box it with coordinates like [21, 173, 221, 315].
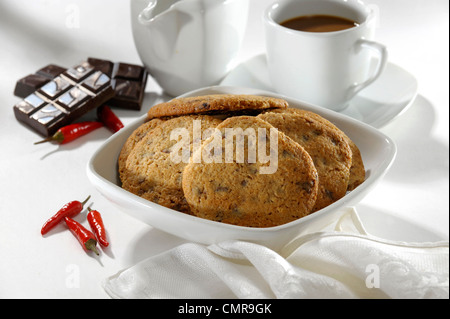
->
[14, 64, 66, 98]
[88, 57, 148, 110]
[13, 61, 114, 137]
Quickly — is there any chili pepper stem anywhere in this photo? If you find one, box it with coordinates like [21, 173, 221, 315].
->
[81, 195, 91, 207]
[34, 137, 53, 145]
[85, 239, 100, 256]
[34, 131, 64, 144]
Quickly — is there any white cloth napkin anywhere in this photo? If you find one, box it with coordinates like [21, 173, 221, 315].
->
[103, 208, 449, 299]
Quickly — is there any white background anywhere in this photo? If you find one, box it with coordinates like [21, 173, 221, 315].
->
[0, 0, 448, 298]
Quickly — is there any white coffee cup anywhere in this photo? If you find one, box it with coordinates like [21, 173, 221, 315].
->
[263, 0, 388, 111]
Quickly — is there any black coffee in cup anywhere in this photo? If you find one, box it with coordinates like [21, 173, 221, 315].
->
[281, 15, 359, 32]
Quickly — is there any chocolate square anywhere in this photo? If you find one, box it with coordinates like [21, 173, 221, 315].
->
[38, 77, 71, 99]
[24, 93, 46, 109]
[14, 100, 37, 115]
[113, 79, 142, 102]
[56, 87, 89, 110]
[81, 71, 111, 93]
[63, 61, 95, 82]
[113, 63, 144, 80]
[30, 104, 65, 125]
[36, 64, 66, 79]
[86, 58, 114, 77]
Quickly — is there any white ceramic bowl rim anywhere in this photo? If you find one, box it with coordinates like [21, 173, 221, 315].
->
[86, 86, 397, 247]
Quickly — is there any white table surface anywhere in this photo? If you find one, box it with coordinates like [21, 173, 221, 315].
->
[0, 0, 448, 299]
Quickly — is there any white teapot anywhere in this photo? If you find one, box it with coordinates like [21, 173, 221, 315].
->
[130, 0, 249, 96]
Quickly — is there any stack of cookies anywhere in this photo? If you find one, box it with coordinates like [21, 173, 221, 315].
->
[118, 94, 365, 228]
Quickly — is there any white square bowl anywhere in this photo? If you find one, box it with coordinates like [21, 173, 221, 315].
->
[86, 86, 396, 250]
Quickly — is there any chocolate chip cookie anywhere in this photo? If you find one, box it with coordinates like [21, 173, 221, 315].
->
[147, 94, 288, 120]
[182, 116, 319, 227]
[268, 108, 365, 191]
[118, 118, 165, 184]
[121, 115, 222, 213]
[257, 110, 353, 211]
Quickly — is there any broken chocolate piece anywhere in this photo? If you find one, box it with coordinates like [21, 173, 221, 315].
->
[88, 57, 148, 110]
[13, 61, 114, 137]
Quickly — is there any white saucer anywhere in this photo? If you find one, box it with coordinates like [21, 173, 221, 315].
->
[221, 54, 418, 128]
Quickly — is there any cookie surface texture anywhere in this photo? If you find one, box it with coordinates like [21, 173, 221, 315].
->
[182, 116, 319, 227]
[269, 108, 365, 191]
[118, 118, 164, 183]
[121, 115, 222, 213]
[147, 94, 288, 119]
[257, 110, 352, 211]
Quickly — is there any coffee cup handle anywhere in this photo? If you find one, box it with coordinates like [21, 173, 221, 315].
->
[350, 39, 388, 98]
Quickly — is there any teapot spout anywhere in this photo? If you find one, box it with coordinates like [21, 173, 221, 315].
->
[138, 0, 195, 27]
[137, 0, 158, 25]
[138, 0, 171, 26]
[137, 0, 193, 62]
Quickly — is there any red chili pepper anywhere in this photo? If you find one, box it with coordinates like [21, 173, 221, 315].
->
[41, 195, 90, 235]
[97, 105, 124, 133]
[34, 121, 103, 145]
[87, 207, 109, 247]
[64, 217, 99, 255]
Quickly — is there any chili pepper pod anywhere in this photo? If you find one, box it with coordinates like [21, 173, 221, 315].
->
[97, 105, 124, 133]
[87, 207, 109, 247]
[41, 195, 91, 236]
[34, 121, 103, 145]
[65, 217, 99, 256]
